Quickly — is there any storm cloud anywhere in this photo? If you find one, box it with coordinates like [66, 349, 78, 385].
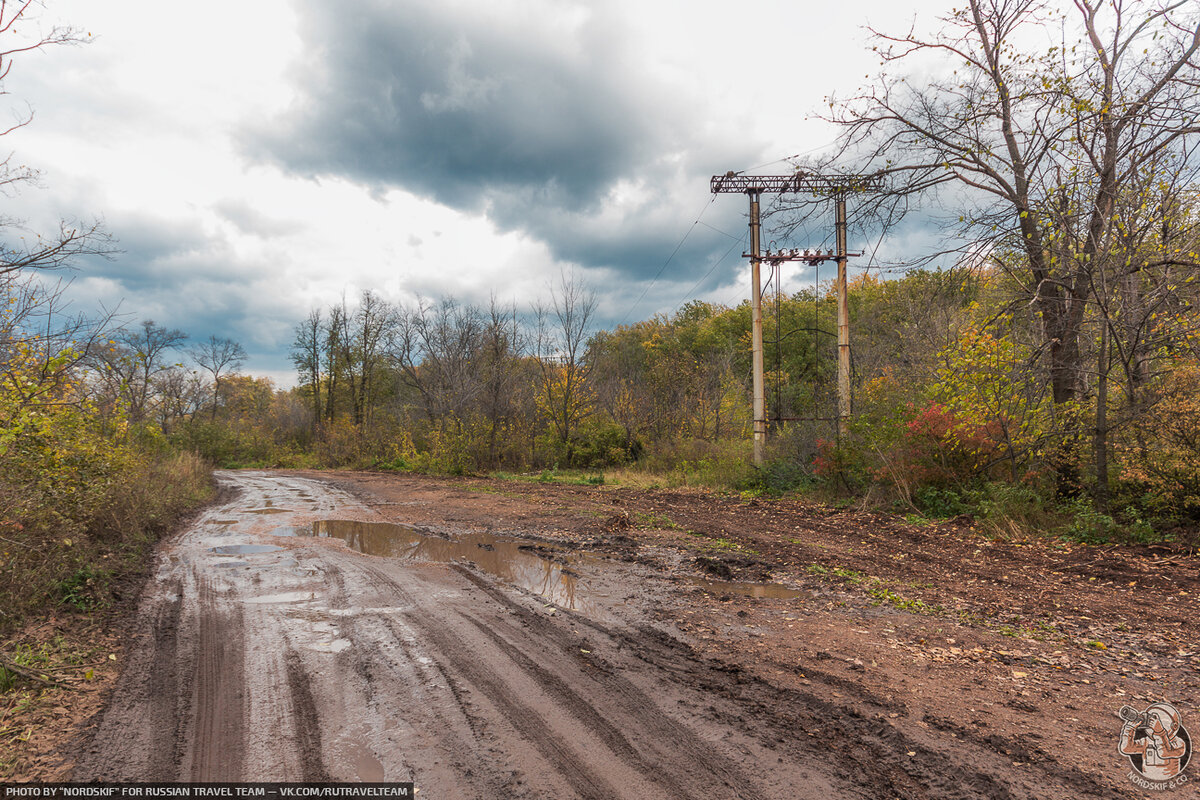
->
[247, 0, 761, 278]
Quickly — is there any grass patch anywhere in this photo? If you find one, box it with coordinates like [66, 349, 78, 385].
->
[490, 469, 606, 487]
[632, 511, 680, 530]
[866, 585, 941, 614]
[832, 567, 866, 584]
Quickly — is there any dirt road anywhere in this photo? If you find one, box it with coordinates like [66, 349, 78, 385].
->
[72, 470, 1197, 798]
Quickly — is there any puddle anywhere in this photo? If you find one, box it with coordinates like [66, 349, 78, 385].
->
[355, 749, 385, 781]
[211, 544, 284, 555]
[285, 520, 601, 611]
[211, 519, 238, 525]
[689, 578, 807, 600]
[214, 560, 250, 569]
[246, 508, 289, 515]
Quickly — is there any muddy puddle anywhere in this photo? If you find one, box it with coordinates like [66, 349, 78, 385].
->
[276, 520, 599, 611]
[272, 519, 804, 613]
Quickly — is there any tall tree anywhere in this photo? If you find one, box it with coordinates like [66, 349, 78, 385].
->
[190, 335, 246, 421]
[535, 273, 597, 463]
[291, 308, 324, 430]
[90, 320, 187, 423]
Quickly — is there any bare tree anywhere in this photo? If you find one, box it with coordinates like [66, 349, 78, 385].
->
[90, 320, 187, 423]
[345, 290, 395, 427]
[535, 273, 598, 463]
[392, 296, 484, 426]
[290, 308, 324, 430]
[190, 335, 247, 421]
[479, 295, 527, 467]
[323, 299, 346, 422]
[154, 365, 205, 431]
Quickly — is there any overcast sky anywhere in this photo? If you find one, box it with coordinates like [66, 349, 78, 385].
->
[11, 0, 936, 383]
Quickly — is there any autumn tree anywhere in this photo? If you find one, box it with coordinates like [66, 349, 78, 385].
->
[89, 320, 188, 424]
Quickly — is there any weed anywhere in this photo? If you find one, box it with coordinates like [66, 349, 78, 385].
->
[957, 609, 985, 626]
[832, 567, 865, 584]
[866, 585, 941, 614]
[632, 511, 679, 530]
[805, 563, 829, 575]
[912, 486, 970, 518]
[55, 566, 111, 611]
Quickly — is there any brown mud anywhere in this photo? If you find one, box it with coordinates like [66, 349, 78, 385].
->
[53, 470, 1199, 798]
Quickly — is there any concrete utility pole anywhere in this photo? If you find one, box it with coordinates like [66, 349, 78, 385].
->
[710, 172, 881, 464]
[834, 197, 851, 439]
[747, 190, 767, 466]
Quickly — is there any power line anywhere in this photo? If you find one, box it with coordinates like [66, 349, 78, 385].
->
[617, 195, 717, 327]
[696, 220, 742, 241]
[738, 139, 840, 175]
[671, 230, 747, 315]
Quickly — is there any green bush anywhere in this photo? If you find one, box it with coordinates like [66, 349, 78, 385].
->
[740, 458, 814, 495]
[912, 486, 969, 518]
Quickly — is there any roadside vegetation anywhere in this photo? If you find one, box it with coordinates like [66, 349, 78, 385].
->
[0, 7, 215, 637]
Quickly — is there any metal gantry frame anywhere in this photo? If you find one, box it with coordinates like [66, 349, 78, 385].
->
[710, 171, 882, 465]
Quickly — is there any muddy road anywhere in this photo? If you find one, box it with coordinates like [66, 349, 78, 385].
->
[73, 470, 1198, 798]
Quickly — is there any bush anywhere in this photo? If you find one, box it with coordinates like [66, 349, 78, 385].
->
[912, 486, 969, 518]
[740, 458, 814, 495]
[0, 450, 213, 633]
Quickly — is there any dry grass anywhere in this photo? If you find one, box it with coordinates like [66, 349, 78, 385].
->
[0, 451, 213, 636]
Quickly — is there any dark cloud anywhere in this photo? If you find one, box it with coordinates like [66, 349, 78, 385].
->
[250, 2, 667, 207]
[246, 0, 765, 278]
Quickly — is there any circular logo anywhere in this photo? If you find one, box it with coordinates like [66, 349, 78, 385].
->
[1118, 702, 1192, 790]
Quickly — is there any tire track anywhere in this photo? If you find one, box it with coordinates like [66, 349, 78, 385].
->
[283, 642, 331, 782]
[188, 574, 246, 780]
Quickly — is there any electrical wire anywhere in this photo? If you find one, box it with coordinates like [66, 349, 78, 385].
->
[670, 231, 747, 315]
[696, 220, 742, 241]
[737, 138, 839, 175]
[617, 195, 717, 327]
